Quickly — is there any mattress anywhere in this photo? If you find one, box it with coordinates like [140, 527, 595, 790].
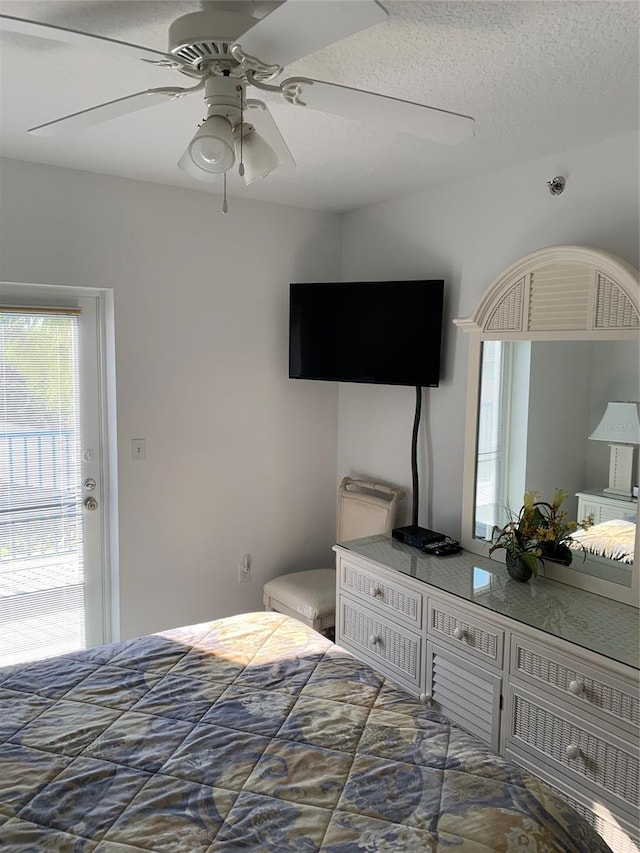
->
[0, 611, 611, 852]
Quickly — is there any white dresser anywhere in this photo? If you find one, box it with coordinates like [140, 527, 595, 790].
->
[334, 535, 640, 853]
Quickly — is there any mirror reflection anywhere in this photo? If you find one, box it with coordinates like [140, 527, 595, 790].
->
[474, 339, 639, 587]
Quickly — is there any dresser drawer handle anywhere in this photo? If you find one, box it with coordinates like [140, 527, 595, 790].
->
[370, 585, 383, 598]
[419, 693, 432, 707]
[369, 634, 381, 646]
[453, 626, 466, 641]
[568, 679, 584, 696]
[565, 744, 581, 760]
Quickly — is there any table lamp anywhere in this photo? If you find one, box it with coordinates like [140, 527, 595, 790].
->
[589, 401, 640, 497]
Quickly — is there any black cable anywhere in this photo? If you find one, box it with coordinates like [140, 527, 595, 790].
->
[411, 385, 421, 527]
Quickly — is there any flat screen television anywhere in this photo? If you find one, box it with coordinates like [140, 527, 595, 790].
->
[289, 280, 444, 387]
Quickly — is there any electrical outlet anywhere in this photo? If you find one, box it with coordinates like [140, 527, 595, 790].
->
[239, 553, 251, 583]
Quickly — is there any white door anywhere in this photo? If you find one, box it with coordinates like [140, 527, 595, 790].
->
[0, 292, 111, 665]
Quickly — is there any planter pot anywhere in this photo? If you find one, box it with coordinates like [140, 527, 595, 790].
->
[506, 553, 534, 582]
[540, 542, 573, 566]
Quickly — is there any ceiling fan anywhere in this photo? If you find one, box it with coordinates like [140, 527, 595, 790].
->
[0, 1, 475, 207]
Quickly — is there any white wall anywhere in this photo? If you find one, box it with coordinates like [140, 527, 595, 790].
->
[338, 132, 640, 539]
[0, 159, 342, 639]
[526, 341, 591, 520]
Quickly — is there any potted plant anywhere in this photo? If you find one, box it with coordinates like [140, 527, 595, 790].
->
[489, 489, 593, 582]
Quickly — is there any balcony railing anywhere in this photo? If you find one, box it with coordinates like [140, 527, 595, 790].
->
[0, 428, 85, 665]
[0, 428, 79, 561]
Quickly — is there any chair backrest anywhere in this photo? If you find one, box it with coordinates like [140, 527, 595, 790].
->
[337, 476, 405, 542]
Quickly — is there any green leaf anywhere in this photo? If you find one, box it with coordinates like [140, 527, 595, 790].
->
[519, 552, 540, 577]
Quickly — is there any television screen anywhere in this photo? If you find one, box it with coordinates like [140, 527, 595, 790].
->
[289, 280, 444, 387]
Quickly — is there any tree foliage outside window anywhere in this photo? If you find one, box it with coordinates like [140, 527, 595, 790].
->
[0, 313, 75, 429]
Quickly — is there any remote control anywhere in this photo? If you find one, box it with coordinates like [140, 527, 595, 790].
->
[422, 538, 462, 556]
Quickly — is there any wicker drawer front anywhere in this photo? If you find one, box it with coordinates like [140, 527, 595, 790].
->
[339, 595, 422, 690]
[508, 687, 639, 813]
[506, 747, 640, 853]
[339, 557, 423, 630]
[428, 599, 504, 668]
[511, 635, 639, 736]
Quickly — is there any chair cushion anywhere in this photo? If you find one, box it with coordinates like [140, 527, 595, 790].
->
[263, 568, 336, 621]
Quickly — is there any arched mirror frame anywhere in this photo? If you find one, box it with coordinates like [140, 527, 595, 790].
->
[455, 244, 640, 606]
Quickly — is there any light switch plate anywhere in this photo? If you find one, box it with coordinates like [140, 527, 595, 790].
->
[131, 438, 146, 461]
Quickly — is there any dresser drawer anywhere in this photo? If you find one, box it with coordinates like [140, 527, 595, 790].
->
[428, 598, 504, 669]
[338, 556, 423, 631]
[510, 635, 640, 737]
[338, 594, 423, 691]
[507, 747, 640, 853]
[506, 685, 640, 816]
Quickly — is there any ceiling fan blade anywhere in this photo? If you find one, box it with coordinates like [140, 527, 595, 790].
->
[29, 88, 190, 136]
[0, 14, 185, 69]
[246, 101, 296, 170]
[283, 78, 475, 144]
[235, 0, 387, 68]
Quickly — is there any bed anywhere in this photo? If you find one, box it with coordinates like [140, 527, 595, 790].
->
[0, 611, 611, 852]
[570, 518, 636, 564]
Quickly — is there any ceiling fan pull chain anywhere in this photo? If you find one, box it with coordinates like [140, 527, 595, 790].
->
[222, 173, 228, 214]
[237, 85, 245, 178]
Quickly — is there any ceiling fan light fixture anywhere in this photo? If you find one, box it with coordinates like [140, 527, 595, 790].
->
[176, 148, 221, 182]
[186, 114, 236, 174]
[236, 124, 282, 185]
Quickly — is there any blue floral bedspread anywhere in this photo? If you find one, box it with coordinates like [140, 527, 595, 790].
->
[0, 611, 611, 852]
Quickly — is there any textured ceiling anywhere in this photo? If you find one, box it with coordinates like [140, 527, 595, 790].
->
[0, 0, 637, 212]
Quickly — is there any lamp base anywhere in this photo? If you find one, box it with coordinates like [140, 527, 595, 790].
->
[605, 443, 635, 497]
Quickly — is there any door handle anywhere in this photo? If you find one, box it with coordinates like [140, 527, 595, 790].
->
[84, 497, 98, 511]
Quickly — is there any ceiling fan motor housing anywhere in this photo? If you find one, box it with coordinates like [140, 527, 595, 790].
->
[204, 76, 244, 126]
[168, 10, 257, 71]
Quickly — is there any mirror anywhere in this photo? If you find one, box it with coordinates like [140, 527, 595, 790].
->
[455, 245, 639, 605]
[474, 339, 638, 589]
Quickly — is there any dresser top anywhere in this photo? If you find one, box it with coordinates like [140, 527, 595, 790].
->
[576, 488, 638, 507]
[336, 535, 640, 670]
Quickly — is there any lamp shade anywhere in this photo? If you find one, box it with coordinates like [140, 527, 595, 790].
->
[589, 401, 640, 445]
[176, 149, 222, 183]
[236, 124, 282, 185]
[179, 115, 235, 178]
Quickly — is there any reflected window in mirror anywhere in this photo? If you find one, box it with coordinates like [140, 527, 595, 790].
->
[476, 341, 531, 539]
[472, 567, 492, 595]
